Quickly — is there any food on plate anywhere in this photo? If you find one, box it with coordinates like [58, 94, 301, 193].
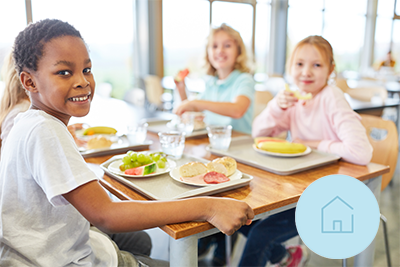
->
[87, 136, 113, 150]
[124, 162, 157, 176]
[211, 157, 237, 176]
[285, 83, 312, 100]
[174, 68, 190, 82]
[203, 171, 230, 184]
[83, 126, 117, 136]
[254, 136, 287, 146]
[119, 151, 168, 172]
[206, 162, 228, 176]
[178, 157, 237, 184]
[179, 162, 208, 177]
[256, 138, 307, 154]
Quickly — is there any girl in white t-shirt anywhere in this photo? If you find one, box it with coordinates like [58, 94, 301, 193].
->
[0, 19, 253, 267]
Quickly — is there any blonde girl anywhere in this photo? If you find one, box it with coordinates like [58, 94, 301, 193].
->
[174, 23, 255, 134]
[240, 36, 372, 267]
[0, 52, 30, 152]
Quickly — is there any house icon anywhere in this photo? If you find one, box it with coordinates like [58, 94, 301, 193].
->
[321, 196, 354, 233]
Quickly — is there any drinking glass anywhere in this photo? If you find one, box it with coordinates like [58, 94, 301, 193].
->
[127, 122, 148, 144]
[158, 131, 186, 159]
[206, 125, 232, 151]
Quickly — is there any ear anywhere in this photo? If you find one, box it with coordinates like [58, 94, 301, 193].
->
[20, 71, 37, 93]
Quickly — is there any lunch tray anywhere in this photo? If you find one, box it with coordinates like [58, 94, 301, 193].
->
[100, 153, 253, 200]
[207, 136, 341, 175]
[80, 136, 153, 158]
[145, 118, 208, 139]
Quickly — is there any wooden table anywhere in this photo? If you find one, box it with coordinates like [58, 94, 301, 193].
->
[85, 131, 389, 267]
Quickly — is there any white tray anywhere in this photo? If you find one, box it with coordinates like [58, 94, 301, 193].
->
[145, 119, 208, 139]
[207, 136, 341, 175]
[80, 136, 152, 158]
[100, 153, 253, 200]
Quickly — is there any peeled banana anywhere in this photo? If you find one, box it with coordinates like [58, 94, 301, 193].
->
[285, 84, 312, 100]
[257, 140, 307, 154]
[83, 126, 117, 136]
[254, 137, 287, 146]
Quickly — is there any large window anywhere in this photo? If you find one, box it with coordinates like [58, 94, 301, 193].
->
[287, 0, 367, 73]
[30, 0, 134, 99]
[0, 1, 27, 81]
[375, 0, 399, 71]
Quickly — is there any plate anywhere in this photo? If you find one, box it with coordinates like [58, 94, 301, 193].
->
[169, 167, 243, 187]
[252, 144, 312, 157]
[108, 158, 176, 178]
[166, 121, 206, 132]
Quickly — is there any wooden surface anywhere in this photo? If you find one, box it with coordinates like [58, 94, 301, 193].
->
[86, 131, 389, 240]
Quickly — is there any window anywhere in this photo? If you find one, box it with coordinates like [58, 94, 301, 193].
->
[0, 1, 26, 82]
[31, 0, 134, 99]
[255, 0, 271, 75]
[287, 0, 367, 73]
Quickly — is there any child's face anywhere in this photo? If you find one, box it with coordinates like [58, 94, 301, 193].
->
[290, 44, 332, 95]
[27, 36, 95, 124]
[207, 31, 238, 75]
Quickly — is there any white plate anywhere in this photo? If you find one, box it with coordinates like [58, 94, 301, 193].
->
[169, 167, 243, 187]
[108, 158, 176, 178]
[252, 144, 312, 157]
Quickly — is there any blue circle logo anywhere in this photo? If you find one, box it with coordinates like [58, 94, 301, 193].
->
[295, 174, 380, 259]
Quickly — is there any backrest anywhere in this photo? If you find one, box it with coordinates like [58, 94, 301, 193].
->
[144, 75, 163, 106]
[360, 114, 398, 191]
[253, 90, 274, 119]
[335, 78, 350, 93]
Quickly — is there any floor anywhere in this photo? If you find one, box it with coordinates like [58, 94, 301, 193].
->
[145, 153, 400, 267]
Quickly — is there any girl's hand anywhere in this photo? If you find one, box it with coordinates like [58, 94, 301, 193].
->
[173, 100, 198, 116]
[174, 80, 188, 101]
[277, 89, 298, 110]
[206, 198, 254, 236]
[293, 138, 321, 149]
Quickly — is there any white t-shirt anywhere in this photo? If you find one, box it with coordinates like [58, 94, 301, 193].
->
[0, 110, 117, 266]
[0, 99, 30, 158]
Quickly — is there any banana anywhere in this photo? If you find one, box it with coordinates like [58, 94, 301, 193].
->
[285, 83, 312, 100]
[83, 126, 117, 136]
[258, 141, 307, 154]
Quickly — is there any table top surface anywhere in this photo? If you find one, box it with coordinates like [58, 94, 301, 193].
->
[86, 131, 389, 240]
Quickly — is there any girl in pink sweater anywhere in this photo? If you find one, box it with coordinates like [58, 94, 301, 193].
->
[253, 36, 372, 165]
[239, 36, 373, 267]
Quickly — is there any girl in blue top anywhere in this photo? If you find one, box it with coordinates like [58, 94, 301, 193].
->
[174, 23, 255, 134]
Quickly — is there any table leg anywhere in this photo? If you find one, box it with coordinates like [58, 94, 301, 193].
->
[169, 235, 198, 267]
[353, 176, 382, 267]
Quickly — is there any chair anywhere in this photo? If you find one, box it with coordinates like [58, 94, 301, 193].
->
[336, 78, 388, 103]
[343, 114, 397, 267]
[253, 90, 274, 119]
[143, 75, 173, 111]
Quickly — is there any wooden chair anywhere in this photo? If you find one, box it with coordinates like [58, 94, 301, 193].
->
[143, 75, 173, 111]
[336, 78, 388, 103]
[343, 114, 397, 267]
[253, 90, 274, 119]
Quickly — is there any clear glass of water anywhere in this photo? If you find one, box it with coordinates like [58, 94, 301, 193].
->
[158, 131, 186, 159]
[206, 125, 232, 151]
[127, 122, 148, 144]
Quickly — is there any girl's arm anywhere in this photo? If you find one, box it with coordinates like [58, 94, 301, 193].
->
[63, 180, 254, 235]
[174, 95, 250, 119]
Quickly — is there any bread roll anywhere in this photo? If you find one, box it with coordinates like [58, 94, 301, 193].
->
[212, 157, 237, 176]
[206, 162, 228, 176]
[179, 162, 208, 177]
[87, 136, 112, 150]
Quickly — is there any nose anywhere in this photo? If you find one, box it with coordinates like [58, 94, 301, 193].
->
[302, 65, 312, 76]
[75, 73, 90, 88]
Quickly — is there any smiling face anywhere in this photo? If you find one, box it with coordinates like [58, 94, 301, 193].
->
[207, 30, 239, 78]
[22, 36, 95, 125]
[290, 44, 333, 96]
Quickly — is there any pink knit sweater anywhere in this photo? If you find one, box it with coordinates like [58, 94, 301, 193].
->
[252, 85, 373, 165]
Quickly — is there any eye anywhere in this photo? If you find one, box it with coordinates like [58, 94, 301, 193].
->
[83, 68, 91, 74]
[58, 70, 71, 76]
[225, 43, 231, 48]
[296, 62, 303, 67]
[314, 63, 321, 67]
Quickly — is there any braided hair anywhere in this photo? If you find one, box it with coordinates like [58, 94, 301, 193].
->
[13, 19, 83, 74]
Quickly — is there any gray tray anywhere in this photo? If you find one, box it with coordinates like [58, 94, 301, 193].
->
[208, 136, 341, 175]
[80, 136, 152, 158]
[100, 153, 253, 200]
[145, 118, 208, 139]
